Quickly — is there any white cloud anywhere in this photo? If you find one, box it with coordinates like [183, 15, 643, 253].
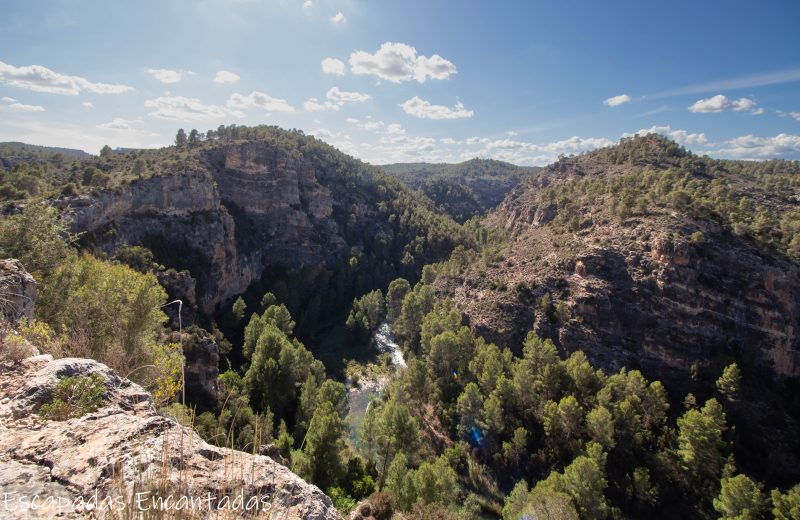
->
[623, 125, 709, 146]
[386, 123, 405, 135]
[214, 70, 240, 84]
[303, 0, 312, 10]
[321, 58, 345, 76]
[304, 97, 339, 111]
[463, 135, 614, 165]
[361, 120, 385, 131]
[689, 94, 728, 112]
[0, 119, 165, 153]
[777, 110, 800, 122]
[730, 97, 756, 112]
[400, 96, 473, 120]
[0, 96, 45, 112]
[689, 94, 761, 114]
[145, 68, 195, 84]
[145, 95, 245, 121]
[304, 87, 370, 112]
[505, 131, 518, 137]
[331, 12, 346, 24]
[326, 86, 370, 104]
[82, 101, 94, 108]
[345, 117, 359, 124]
[97, 117, 144, 131]
[440, 138, 459, 145]
[712, 133, 800, 159]
[349, 42, 456, 83]
[227, 91, 295, 113]
[604, 94, 632, 107]
[0, 60, 134, 95]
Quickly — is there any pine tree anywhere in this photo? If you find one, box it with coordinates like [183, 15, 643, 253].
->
[716, 363, 742, 403]
[713, 474, 765, 519]
[175, 128, 187, 148]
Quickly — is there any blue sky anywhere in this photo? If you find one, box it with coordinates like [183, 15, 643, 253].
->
[0, 0, 799, 164]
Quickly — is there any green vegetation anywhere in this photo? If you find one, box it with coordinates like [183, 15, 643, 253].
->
[0, 205, 183, 404]
[522, 135, 800, 258]
[39, 373, 105, 421]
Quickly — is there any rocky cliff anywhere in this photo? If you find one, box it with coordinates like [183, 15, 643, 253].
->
[65, 142, 347, 318]
[63, 138, 435, 319]
[0, 354, 342, 519]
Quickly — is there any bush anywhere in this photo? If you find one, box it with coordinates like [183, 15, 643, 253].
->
[38, 254, 180, 399]
[0, 325, 35, 364]
[39, 373, 105, 421]
[327, 486, 357, 515]
[366, 491, 395, 520]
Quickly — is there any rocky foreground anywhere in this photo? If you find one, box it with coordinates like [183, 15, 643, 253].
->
[0, 354, 341, 520]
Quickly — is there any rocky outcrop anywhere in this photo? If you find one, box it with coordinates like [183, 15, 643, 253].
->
[0, 354, 341, 520]
[0, 258, 36, 324]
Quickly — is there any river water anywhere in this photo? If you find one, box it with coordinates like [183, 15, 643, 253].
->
[346, 321, 405, 443]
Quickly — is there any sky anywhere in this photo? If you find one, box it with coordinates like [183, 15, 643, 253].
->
[0, 0, 799, 165]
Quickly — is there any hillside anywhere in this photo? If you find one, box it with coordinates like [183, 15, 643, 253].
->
[382, 159, 539, 222]
[431, 134, 800, 482]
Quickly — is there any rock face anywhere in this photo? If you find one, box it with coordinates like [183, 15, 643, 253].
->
[0, 258, 36, 323]
[65, 143, 365, 316]
[0, 355, 341, 520]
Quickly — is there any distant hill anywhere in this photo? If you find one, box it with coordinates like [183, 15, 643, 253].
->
[382, 158, 540, 222]
[0, 141, 91, 158]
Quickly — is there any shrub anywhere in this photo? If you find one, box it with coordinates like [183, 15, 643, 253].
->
[39, 373, 105, 421]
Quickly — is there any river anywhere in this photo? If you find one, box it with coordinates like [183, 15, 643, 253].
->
[346, 321, 405, 443]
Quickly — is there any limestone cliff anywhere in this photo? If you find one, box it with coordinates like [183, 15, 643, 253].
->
[64, 140, 404, 317]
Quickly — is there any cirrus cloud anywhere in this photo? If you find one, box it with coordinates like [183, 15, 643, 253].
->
[349, 42, 456, 83]
[0, 60, 134, 95]
[400, 96, 473, 120]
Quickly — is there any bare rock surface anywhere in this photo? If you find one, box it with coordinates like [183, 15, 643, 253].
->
[0, 355, 342, 520]
[0, 258, 36, 323]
